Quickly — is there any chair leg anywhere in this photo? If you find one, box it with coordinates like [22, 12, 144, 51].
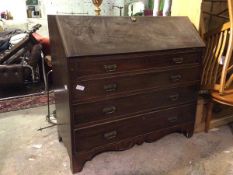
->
[205, 101, 214, 132]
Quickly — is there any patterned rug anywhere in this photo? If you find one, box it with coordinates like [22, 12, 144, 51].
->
[0, 92, 55, 113]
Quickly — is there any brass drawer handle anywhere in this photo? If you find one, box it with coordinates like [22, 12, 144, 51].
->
[172, 57, 184, 64]
[170, 74, 182, 83]
[104, 83, 117, 92]
[102, 106, 116, 115]
[167, 116, 178, 123]
[169, 94, 180, 101]
[104, 130, 117, 140]
[104, 64, 117, 72]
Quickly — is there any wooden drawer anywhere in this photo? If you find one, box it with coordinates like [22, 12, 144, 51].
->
[142, 104, 196, 134]
[73, 85, 198, 125]
[69, 50, 201, 77]
[71, 66, 200, 101]
[74, 104, 195, 152]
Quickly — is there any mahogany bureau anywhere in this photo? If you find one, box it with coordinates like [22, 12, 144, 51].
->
[48, 15, 205, 173]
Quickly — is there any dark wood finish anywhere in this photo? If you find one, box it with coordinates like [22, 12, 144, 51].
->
[72, 122, 194, 173]
[69, 50, 202, 77]
[73, 85, 198, 125]
[55, 16, 204, 57]
[48, 15, 205, 173]
[47, 16, 73, 160]
[71, 66, 200, 102]
[74, 104, 196, 152]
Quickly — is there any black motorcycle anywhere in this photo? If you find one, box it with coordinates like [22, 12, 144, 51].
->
[0, 24, 43, 88]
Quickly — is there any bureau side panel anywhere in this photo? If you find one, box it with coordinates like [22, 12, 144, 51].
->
[48, 16, 72, 158]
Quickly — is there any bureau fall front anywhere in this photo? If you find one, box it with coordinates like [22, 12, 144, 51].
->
[48, 15, 205, 173]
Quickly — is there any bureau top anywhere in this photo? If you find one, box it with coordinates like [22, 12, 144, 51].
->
[48, 15, 205, 57]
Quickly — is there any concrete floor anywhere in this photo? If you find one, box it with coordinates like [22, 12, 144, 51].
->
[1, 106, 233, 175]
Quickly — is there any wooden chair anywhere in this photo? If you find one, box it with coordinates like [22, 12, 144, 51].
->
[201, 0, 233, 132]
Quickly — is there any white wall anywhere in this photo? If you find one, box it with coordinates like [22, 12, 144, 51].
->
[36, 0, 124, 36]
[0, 0, 124, 19]
[128, 2, 145, 16]
[0, 0, 125, 36]
[125, 0, 148, 7]
[41, 0, 124, 17]
[0, 0, 27, 21]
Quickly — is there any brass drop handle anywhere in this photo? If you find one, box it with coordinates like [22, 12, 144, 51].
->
[104, 83, 117, 92]
[170, 74, 182, 83]
[172, 57, 184, 64]
[169, 94, 180, 101]
[104, 130, 117, 140]
[104, 64, 117, 72]
[167, 116, 178, 123]
[102, 106, 116, 115]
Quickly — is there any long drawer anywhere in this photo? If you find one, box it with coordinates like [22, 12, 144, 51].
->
[71, 66, 200, 102]
[73, 85, 197, 125]
[74, 104, 196, 152]
[69, 50, 201, 77]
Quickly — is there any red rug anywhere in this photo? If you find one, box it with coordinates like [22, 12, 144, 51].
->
[0, 92, 55, 113]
